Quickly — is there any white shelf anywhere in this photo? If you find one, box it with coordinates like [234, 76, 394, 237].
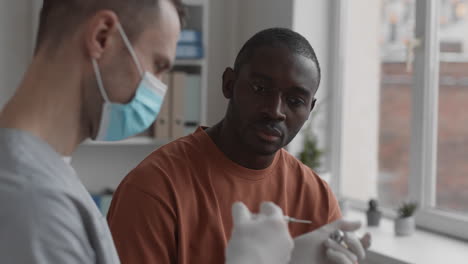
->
[174, 59, 205, 67]
[83, 137, 170, 146]
[182, 0, 206, 6]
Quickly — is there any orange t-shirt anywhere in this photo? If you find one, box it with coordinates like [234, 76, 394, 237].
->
[107, 127, 341, 264]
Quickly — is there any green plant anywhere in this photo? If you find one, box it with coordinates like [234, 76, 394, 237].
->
[299, 130, 323, 170]
[298, 98, 325, 171]
[396, 201, 418, 218]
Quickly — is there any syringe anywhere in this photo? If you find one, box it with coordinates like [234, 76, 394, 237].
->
[284, 216, 313, 224]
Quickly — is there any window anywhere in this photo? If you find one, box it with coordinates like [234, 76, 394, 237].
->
[378, 0, 415, 208]
[436, 0, 468, 215]
[330, 0, 468, 240]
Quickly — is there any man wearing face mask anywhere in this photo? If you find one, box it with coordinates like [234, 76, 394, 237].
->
[0, 1, 296, 263]
[0, 0, 182, 262]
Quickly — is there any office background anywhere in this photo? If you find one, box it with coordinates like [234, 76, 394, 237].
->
[1, 0, 467, 262]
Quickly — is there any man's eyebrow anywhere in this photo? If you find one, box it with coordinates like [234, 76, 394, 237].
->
[290, 86, 312, 97]
[249, 71, 313, 96]
[250, 72, 273, 81]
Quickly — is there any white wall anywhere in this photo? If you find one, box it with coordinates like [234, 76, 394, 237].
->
[0, 0, 35, 108]
[234, 0, 294, 49]
[339, 0, 381, 200]
[205, 0, 237, 125]
[72, 145, 158, 192]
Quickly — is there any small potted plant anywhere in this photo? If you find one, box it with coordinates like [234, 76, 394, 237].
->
[367, 199, 382, 227]
[394, 201, 418, 236]
[298, 103, 324, 173]
[299, 132, 322, 171]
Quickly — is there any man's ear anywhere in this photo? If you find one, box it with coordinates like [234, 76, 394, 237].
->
[84, 10, 120, 60]
[310, 98, 317, 112]
[222, 67, 237, 99]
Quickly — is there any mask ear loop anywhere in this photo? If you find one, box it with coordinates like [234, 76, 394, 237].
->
[92, 24, 144, 104]
[92, 59, 110, 103]
[117, 24, 144, 76]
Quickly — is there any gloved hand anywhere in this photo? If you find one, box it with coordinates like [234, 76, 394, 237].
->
[290, 219, 371, 264]
[225, 202, 294, 264]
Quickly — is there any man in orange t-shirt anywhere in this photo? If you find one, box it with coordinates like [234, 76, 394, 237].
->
[108, 28, 342, 263]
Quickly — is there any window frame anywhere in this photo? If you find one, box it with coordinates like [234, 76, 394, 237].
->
[327, 0, 348, 195]
[330, 0, 468, 241]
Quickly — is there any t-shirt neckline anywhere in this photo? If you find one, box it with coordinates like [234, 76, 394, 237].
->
[193, 127, 281, 181]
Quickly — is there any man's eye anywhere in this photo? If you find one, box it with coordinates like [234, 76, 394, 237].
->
[154, 63, 168, 73]
[287, 97, 305, 107]
[251, 83, 268, 94]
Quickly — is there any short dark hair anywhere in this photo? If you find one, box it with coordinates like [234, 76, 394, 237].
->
[234, 28, 321, 87]
[36, 0, 186, 51]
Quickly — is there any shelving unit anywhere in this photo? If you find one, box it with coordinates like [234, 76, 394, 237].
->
[178, 0, 209, 127]
[182, 0, 206, 5]
[173, 59, 205, 67]
[83, 137, 170, 146]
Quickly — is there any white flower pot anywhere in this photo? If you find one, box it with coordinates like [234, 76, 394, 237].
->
[338, 199, 349, 217]
[394, 216, 415, 236]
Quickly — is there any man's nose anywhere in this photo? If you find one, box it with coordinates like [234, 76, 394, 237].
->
[261, 94, 286, 121]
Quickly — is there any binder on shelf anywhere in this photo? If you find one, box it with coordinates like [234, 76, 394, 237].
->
[100, 195, 113, 216]
[176, 44, 204, 59]
[171, 72, 187, 139]
[153, 74, 171, 139]
[91, 191, 114, 216]
[178, 29, 202, 44]
[184, 74, 201, 134]
[91, 194, 113, 216]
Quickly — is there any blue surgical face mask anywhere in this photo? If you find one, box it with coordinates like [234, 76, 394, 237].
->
[92, 24, 167, 142]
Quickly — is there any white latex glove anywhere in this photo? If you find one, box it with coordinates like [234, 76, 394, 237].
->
[225, 202, 294, 264]
[290, 220, 371, 264]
